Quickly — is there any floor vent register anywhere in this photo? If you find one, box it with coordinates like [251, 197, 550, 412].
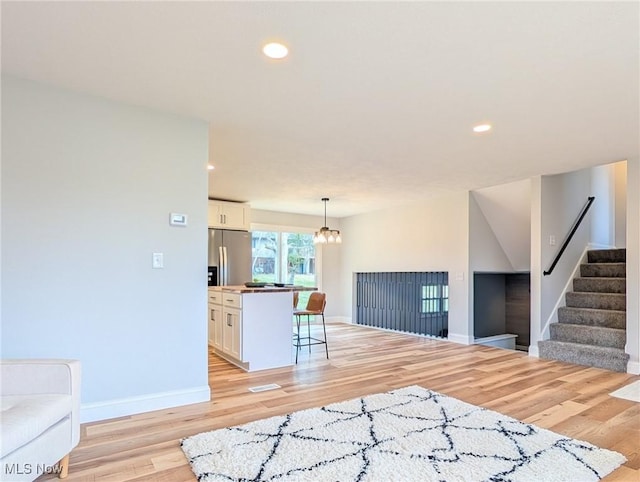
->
[248, 383, 281, 393]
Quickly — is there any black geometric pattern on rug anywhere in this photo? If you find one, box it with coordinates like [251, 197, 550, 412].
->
[181, 385, 626, 482]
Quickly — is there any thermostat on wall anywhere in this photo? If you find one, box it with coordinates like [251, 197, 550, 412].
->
[170, 213, 188, 226]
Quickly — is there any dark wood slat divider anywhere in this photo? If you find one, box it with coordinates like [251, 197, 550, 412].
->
[355, 272, 448, 338]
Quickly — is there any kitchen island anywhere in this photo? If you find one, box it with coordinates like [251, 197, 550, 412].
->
[207, 285, 316, 371]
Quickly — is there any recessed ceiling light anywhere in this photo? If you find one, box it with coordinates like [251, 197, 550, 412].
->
[473, 124, 492, 133]
[207, 164, 215, 170]
[263, 42, 288, 59]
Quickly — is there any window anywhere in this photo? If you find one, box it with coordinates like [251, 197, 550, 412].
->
[251, 228, 319, 307]
[251, 231, 279, 283]
[421, 284, 449, 314]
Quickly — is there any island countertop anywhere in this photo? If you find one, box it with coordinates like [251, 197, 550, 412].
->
[208, 285, 317, 294]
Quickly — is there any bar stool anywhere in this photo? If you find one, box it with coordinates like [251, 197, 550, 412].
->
[293, 292, 328, 363]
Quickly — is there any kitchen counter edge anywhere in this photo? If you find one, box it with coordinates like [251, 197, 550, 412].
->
[208, 285, 317, 294]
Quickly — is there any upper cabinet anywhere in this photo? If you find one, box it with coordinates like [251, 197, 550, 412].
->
[208, 200, 251, 231]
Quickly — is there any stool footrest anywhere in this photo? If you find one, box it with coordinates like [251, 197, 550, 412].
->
[293, 337, 327, 348]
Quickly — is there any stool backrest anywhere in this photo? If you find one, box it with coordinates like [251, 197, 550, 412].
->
[306, 292, 326, 313]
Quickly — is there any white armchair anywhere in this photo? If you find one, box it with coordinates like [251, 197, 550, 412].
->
[1, 359, 81, 481]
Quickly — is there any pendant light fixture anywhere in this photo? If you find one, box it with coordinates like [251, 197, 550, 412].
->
[313, 197, 342, 244]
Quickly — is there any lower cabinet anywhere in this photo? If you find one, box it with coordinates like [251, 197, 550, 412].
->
[209, 302, 223, 351]
[208, 290, 243, 363]
[222, 307, 242, 360]
[207, 289, 294, 371]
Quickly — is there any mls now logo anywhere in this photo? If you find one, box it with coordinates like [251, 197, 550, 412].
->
[4, 463, 63, 477]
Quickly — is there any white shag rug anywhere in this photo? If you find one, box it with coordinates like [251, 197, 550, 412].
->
[181, 385, 626, 482]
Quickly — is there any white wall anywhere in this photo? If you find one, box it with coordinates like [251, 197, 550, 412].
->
[590, 164, 616, 247]
[531, 168, 593, 348]
[469, 194, 514, 273]
[471, 179, 532, 271]
[590, 160, 627, 249]
[615, 161, 627, 247]
[339, 192, 472, 344]
[1, 77, 211, 421]
[626, 158, 639, 374]
[252, 209, 339, 233]
[530, 176, 543, 356]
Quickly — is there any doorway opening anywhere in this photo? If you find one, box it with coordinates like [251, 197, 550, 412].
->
[474, 272, 530, 351]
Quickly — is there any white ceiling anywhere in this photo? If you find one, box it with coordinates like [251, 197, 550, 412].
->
[2, 1, 638, 218]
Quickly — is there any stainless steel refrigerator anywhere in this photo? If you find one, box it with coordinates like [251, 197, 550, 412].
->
[208, 229, 252, 286]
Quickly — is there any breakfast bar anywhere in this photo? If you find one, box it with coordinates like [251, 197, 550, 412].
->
[207, 285, 316, 371]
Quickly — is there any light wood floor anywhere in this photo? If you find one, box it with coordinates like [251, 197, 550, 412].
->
[43, 323, 640, 481]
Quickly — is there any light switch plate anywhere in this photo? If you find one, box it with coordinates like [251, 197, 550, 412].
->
[152, 252, 164, 269]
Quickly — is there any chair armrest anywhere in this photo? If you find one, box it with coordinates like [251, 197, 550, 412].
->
[1, 359, 80, 397]
[1, 359, 81, 447]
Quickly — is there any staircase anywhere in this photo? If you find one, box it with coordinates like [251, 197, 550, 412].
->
[539, 248, 629, 372]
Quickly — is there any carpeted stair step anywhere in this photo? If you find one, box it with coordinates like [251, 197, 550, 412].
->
[565, 292, 626, 311]
[580, 263, 626, 278]
[558, 307, 626, 328]
[573, 277, 626, 294]
[587, 248, 626, 263]
[538, 340, 629, 372]
[540, 248, 628, 373]
[550, 323, 626, 349]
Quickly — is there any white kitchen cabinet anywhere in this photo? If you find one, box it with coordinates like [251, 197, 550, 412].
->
[208, 200, 250, 230]
[207, 304, 214, 345]
[209, 303, 223, 351]
[209, 288, 241, 361]
[222, 307, 242, 361]
[208, 287, 297, 371]
[208, 289, 223, 351]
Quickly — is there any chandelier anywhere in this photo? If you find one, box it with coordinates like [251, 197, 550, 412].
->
[313, 198, 342, 244]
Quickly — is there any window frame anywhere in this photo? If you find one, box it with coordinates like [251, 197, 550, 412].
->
[250, 223, 323, 291]
[420, 284, 449, 315]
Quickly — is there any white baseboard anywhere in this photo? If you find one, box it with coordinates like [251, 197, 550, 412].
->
[80, 385, 211, 423]
[327, 316, 352, 324]
[627, 361, 640, 375]
[447, 333, 474, 345]
[529, 345, 540, 358]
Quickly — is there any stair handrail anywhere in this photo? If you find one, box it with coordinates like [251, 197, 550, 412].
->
[543, 196, 595, 276]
